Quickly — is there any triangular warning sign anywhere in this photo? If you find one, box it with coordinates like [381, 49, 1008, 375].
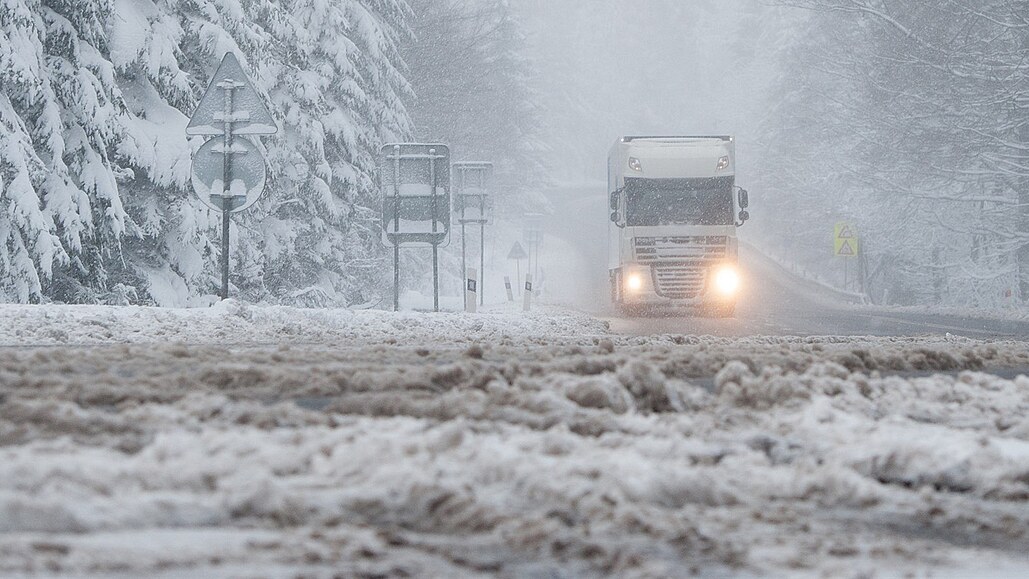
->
[837, 225, 855, 239]
[187, 53, 277, 136]
[837, 240, 855, 256]
[507, 241, 528, 260]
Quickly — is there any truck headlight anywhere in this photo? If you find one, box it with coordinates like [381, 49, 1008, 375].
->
[716, 156, 730, 171]
[626, 272, 644, 292]
[713, 265, 740, 296]
[628, 157, 643, 172]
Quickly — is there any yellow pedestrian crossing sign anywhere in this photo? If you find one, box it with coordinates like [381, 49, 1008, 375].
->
[834, 222, 859, 257]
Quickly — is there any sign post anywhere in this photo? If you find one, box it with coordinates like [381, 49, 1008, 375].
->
[187, 52, 277, 300]
[834, 222, 860, 292]
[379, 143, 451, 312]
[523, 213, 544, 292]
[453, 162, 493, 307]
[507, 241, 528, 296]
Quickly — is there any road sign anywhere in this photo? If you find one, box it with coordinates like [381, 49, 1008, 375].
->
[522, 213, 544, 245]
[187, 53, 276, 136]
[379, 143, 451, 312]
[187, 51, 278, 300]
[454, 162, 493, 307]
[190, 136, 266, 212]
[834, 222, 859, 257]
[453, 162, 493, 224]
[508, 242, 528, 260]
[379, 143, 451, 248]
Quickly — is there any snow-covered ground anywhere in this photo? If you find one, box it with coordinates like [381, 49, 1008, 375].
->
[1, 303, 1028, 577]
[0, 301, 605, 347]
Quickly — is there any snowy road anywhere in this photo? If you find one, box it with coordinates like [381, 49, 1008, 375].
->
[539, 184, 1029, 340]
[1, 302, 1029, 577]
[603, 248, 1029, 340]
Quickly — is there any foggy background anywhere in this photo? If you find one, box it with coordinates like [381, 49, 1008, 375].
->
[519, 0, 788, 185]
[4, 0, 1027, 311]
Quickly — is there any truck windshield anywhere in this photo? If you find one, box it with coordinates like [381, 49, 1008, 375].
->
[624, 177, 733, 226]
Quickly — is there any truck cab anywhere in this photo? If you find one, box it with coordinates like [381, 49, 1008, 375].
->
[608, 136, 749, 316]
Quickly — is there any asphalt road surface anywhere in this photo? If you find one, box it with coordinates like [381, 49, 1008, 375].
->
[601, 247, 1029, 339]
[539, 184, 1029, 340]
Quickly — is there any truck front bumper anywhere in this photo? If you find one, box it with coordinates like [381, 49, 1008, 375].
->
[615, 261, 741, 308]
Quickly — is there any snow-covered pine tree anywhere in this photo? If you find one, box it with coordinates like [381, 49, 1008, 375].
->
[1, 0, 133, 303]
[109, 0, 411, 306]
[3, 0, 413, 306]
[762, 0, 1029, 307]
[403, 0, 545, 214]
[106, 0, 209, 305]
[243, 0, 413, 306]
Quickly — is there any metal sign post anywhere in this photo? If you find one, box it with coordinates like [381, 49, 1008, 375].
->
[523, 213, 544, 296]
[187, 52, 277, 300]
[453, 162, 493, 307]
[507, 241, 528, 296]
[834, 222, 860, 293]
[379, 143, 451, 312]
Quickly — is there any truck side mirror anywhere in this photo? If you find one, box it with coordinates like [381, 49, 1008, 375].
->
[737, 188, 749, 209]
[609, 190, 620, 211]
[738, 210, 750, 223]
[610, 210, 619, 223]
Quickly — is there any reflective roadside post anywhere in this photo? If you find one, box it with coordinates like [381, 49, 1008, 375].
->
[504, 276, 514, 302]
[523, 273, 533, 312]
[465, 268, 478, 313]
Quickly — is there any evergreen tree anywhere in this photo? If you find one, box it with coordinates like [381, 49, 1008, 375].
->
[1, 0, 131, 303]
[2, 0, 413, 306]
[403, 0, 545, 215]
[761, 0, 1029, 306]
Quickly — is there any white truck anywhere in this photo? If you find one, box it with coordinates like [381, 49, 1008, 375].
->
[608, 136, 749, 316]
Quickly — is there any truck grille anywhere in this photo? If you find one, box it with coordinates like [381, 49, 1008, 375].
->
[653, 263, 707, 299]
[635, 237, 728, 299]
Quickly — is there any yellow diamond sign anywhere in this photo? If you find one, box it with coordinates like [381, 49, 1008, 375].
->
[834, 222, 859, 257]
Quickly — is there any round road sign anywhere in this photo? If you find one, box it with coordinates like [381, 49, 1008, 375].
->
[190, 136, 267, 213]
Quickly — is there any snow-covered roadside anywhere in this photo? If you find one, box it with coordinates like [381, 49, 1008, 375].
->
[0, 301, 608, 347]
[1, 304, 1028, 577]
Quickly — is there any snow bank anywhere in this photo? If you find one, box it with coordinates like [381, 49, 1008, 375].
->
[1, 322, 1028, 576]
[0, 301, 609, 347]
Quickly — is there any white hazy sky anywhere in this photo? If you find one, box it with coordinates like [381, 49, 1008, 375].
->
[517, 0, 802, 183]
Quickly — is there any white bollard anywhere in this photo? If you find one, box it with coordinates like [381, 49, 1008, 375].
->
[465, 268, 478, 313]
[523, 273, 533, 312]
[504, 276, 514, 302]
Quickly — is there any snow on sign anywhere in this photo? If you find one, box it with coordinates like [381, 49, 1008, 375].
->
[834, 221, 859, 257]
[190, 136, 266, 213]
[379, 143, 451, 247]
[379, 143, 452, 312]
[186, 52, 278, 299]
[188, 52, 277, 213]
[453, 162, 493, 224]
[186, 53, 276, 136]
